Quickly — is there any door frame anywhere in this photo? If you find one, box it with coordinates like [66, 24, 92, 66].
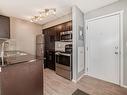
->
[85, 11, 124, 86]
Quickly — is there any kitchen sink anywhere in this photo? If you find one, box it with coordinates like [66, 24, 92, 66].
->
[2, 51, 27, 57]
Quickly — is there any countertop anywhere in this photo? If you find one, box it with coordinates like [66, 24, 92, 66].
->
[0, 51, 36, 67]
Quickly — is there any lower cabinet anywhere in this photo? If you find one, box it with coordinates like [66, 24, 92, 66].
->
[1, 60, 43, 95]
[45, 51, 55, 70]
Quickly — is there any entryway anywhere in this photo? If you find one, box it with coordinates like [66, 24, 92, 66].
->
[86, 11, 123, 85]
[44, 69, 127, 95]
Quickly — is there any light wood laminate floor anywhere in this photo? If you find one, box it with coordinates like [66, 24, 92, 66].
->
[44, 69, 127, 95]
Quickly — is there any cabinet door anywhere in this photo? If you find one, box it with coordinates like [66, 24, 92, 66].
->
[55, 31, 60, 41]
[56, 24, 63, 32]
[46, 51, 55, 70]
[43, 29, 50, 50]
[48, 28, 55, 51]
[0, 15, 10, 38]
[1, 60, 43, 95]
[66, 21, 72, 31]
[63, 21, 72, 31]
[54, 25, 62, 41]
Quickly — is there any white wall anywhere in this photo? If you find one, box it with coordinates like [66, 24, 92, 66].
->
[10, 14, 72, 55]
[42, 13, 72, 29]
[72, 6, 85, 81]
[10, 17, 42, 55]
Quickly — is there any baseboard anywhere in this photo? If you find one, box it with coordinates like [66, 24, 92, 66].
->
[72, 74, 84, 83]
[77, 74, 84, 81]
[72, 79, 77, 83]
[72, 74, 127, 89]
[121, 84, 127, 88]
[84, 72, 87, 76]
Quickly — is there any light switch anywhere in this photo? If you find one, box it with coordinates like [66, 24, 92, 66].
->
[80, 30, 83, 36]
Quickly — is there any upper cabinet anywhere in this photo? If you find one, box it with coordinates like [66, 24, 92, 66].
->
[0, 15, 10, 38]
[63, 21, 72, 31]
[42, 21, 72, 50]
[55, 21, 72, 32]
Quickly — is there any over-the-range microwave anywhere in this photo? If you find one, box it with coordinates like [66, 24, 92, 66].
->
[60, 31, 72, 42]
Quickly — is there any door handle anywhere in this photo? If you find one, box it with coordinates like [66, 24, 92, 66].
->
[115, 52, 118, 54]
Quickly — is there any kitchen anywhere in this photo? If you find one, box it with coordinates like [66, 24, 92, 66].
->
[1, 0, 127, 95]
[41, 6, 85, 83]
[0, 8, 84, 95]
[43, 20, 73, 80]
[0, 15, 43, 95]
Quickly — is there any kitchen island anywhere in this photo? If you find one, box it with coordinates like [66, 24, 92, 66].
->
[0, 51, 43, 95]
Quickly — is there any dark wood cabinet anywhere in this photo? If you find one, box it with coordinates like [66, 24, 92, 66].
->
[55, 24, 63, 32]
[0, 15, 10, 38]
[43, 28, 55, 51]
[43, 28, 56, 70]
[65, 21, 72, 31]
[1, 60, 43, 95]
[46, 51, 55, 70]
[43, 21, 72, 70]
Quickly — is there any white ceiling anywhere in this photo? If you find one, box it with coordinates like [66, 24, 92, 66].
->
[0, 0, 119, 25]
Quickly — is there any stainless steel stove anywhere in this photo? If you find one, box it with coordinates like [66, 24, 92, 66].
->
[55, 43, 72, 80]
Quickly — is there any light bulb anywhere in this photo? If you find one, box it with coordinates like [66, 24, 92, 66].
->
[30, 8, 56, 22]
[30, 20, 33, 22]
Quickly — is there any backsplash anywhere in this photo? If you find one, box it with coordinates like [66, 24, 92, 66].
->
[55, 41, 72, 52]
[0, 39, 16, 53]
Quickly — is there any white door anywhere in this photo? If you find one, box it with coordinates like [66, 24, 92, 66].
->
[86, 14, 120, 85]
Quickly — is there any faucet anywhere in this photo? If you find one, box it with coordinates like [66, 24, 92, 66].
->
[1, 42, 5, 66]
[0, 39, 16, 66]
[1, 40, 8, 66]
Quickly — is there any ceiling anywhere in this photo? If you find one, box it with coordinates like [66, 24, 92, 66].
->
[0, 0, 119, 25]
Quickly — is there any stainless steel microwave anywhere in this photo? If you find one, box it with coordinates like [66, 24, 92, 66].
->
[60, 31, 72, 42]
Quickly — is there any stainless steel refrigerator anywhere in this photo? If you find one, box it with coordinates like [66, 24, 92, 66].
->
[36, 34, 45, 60]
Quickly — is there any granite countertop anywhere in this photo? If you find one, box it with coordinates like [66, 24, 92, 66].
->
[0, 51, 36, 67]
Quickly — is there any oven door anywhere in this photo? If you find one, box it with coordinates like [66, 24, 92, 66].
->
[55, 53, 71, 71]
[55, 52, 72, 80]
[59, 53, 71, 66]
[55, 52, 71, 66]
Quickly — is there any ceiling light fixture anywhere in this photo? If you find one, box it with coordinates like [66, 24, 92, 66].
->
[30, 8, 56, 22]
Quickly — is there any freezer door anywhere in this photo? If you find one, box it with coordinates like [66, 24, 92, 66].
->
[36, 34, 44, 44]
[36, 44, 44, 59]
